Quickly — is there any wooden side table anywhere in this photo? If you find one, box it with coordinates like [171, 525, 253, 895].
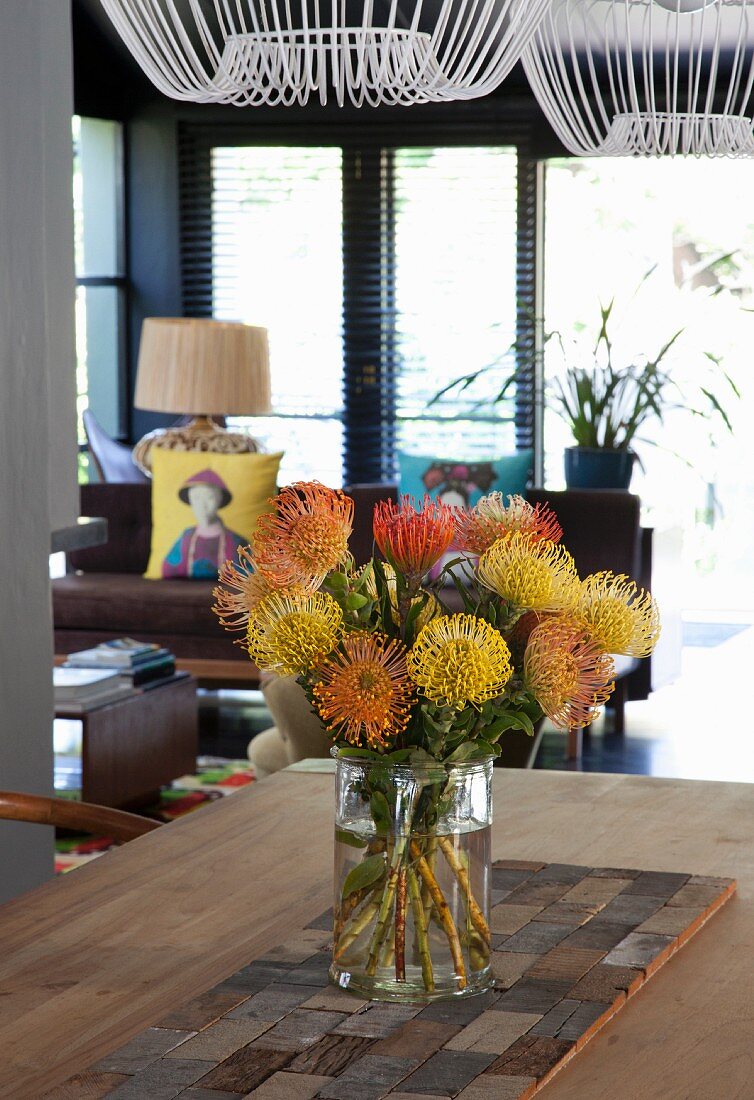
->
[55, 674, 198, 808]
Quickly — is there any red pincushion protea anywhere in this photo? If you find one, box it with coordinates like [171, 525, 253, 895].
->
[455, 493, 562, 556]
[373, 495, 456, 579]
[254, 482, 354, 589]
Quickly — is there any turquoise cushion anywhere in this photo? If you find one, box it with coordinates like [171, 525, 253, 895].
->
[398, 449, 533, 509]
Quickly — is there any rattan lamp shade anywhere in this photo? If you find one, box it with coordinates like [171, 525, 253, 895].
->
[134, 317, 271, 416]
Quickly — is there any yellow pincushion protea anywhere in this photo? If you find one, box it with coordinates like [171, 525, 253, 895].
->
[574, 572, 661, 657]
[247, 588, 343, 675]
[477, 532, 579, 612]
[524, 619, 615, 729]
[408, 614, 512, 709]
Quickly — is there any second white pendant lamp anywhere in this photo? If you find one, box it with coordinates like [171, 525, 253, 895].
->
[521, 0, 754, 156]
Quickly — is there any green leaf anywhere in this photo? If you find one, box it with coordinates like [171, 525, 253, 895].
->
[483, 710, 535, 740]
[335, 827, 368, 849]
[444, 740, 483, 763]
[328, 571, 349, 591]
[478, 740, 502, 759]
[383, 748, 414, 763]
[370, 791, 392, 834]
[345, 592, 369, 611]
[335, 747, 382, 760]
[341, 852, 386, 899]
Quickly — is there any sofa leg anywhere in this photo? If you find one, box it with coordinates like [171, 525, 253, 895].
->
[567, 727, 583, 762]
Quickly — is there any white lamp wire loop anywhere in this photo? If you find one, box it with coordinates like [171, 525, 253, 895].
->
[522, 0, 754, 157]
[99, 0, 550, 107]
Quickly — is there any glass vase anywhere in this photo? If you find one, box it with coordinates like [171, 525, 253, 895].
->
[330, 752, 493, 1002]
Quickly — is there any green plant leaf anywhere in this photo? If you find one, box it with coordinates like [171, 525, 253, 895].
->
[383, 748, 414, 763]
[345, 592, 369, 611]
[335, 827, 368, 849]
[446, 740, 500, 763]
[409, 747, 446, 785]
[336, 747, 382, 760]
[370, 791, 392, 834]
[341, 852, 386, 899]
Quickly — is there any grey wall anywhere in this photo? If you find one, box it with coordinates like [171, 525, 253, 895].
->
[0, 0, 78, 903]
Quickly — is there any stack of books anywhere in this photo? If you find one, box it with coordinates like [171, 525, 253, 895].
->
[54, 667, 134, 713]
[64, 638, 177, 689]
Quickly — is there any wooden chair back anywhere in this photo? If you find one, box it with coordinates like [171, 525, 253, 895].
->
[0, 792, 161, 845]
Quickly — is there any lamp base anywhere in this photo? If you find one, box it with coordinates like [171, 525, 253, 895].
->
[132, 416, 263, 475]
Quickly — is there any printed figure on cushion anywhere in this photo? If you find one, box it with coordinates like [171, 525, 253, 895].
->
[421, 461, 498, 509]
[163, 469, 246, 579]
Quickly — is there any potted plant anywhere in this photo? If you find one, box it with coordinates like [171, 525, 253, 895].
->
[552, 298, 738, 489]
[430, 291, 738, 491]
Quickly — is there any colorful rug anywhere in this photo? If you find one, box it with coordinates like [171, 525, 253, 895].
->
[54, 758, 256, 874]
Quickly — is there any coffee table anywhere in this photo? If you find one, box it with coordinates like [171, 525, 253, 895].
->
[54, 672, 198, 808]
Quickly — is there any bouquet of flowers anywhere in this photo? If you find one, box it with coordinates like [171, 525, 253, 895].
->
[213, 483, 660, 1000]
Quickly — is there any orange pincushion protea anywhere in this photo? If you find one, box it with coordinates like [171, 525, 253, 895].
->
[254, 482, 354, 589]
[313, 632, 415, 750]
[373, 495, 456, 578]
[524, 619, 615, 729]
[455, 493, 562, 556]
[212, 546, 274, 631]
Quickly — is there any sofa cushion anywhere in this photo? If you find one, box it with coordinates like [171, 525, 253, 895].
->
[53, 573, 227, 638]
[145, 449, 283, 580]
[398, 450, 533, 509]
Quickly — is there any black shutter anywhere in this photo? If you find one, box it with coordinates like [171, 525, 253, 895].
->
[515, 153, 545, 483]
[342, 148, 396, 485]
[178, 127, 213, 318]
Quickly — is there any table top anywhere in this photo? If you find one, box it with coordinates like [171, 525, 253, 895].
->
[0, 769, 751, 1099]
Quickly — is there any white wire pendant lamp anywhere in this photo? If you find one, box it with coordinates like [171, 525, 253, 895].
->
[521, 0, 754, 156]
[99, 0, 551, 107]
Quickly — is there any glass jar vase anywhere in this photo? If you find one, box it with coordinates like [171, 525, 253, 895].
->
[330, 752, 493, 1002]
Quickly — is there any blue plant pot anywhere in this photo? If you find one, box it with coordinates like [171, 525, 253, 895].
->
[564, 447, 635, 490]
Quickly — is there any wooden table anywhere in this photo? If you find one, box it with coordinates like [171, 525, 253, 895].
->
[55, 673, 198, 807]
[0, 770, 751, 1098]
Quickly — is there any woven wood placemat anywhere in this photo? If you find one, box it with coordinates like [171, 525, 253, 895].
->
[48, 860, 735, 1100]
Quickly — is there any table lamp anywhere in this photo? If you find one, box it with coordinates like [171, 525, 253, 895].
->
[132, 317, 272, 474]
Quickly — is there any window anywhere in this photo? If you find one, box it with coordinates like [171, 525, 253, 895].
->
[394, 147, 519, 459]
[179, 128, 535, 487]
[73, 116, 127, 470]
[211, 146, 343, 486]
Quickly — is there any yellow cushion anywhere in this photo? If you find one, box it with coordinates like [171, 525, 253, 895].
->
[144, 448, 283, 580]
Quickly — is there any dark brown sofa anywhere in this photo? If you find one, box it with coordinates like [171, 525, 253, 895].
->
[53, 482, 398, 664]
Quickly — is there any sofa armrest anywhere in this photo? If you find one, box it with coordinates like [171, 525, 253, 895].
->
[69, 482, 152, 574]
